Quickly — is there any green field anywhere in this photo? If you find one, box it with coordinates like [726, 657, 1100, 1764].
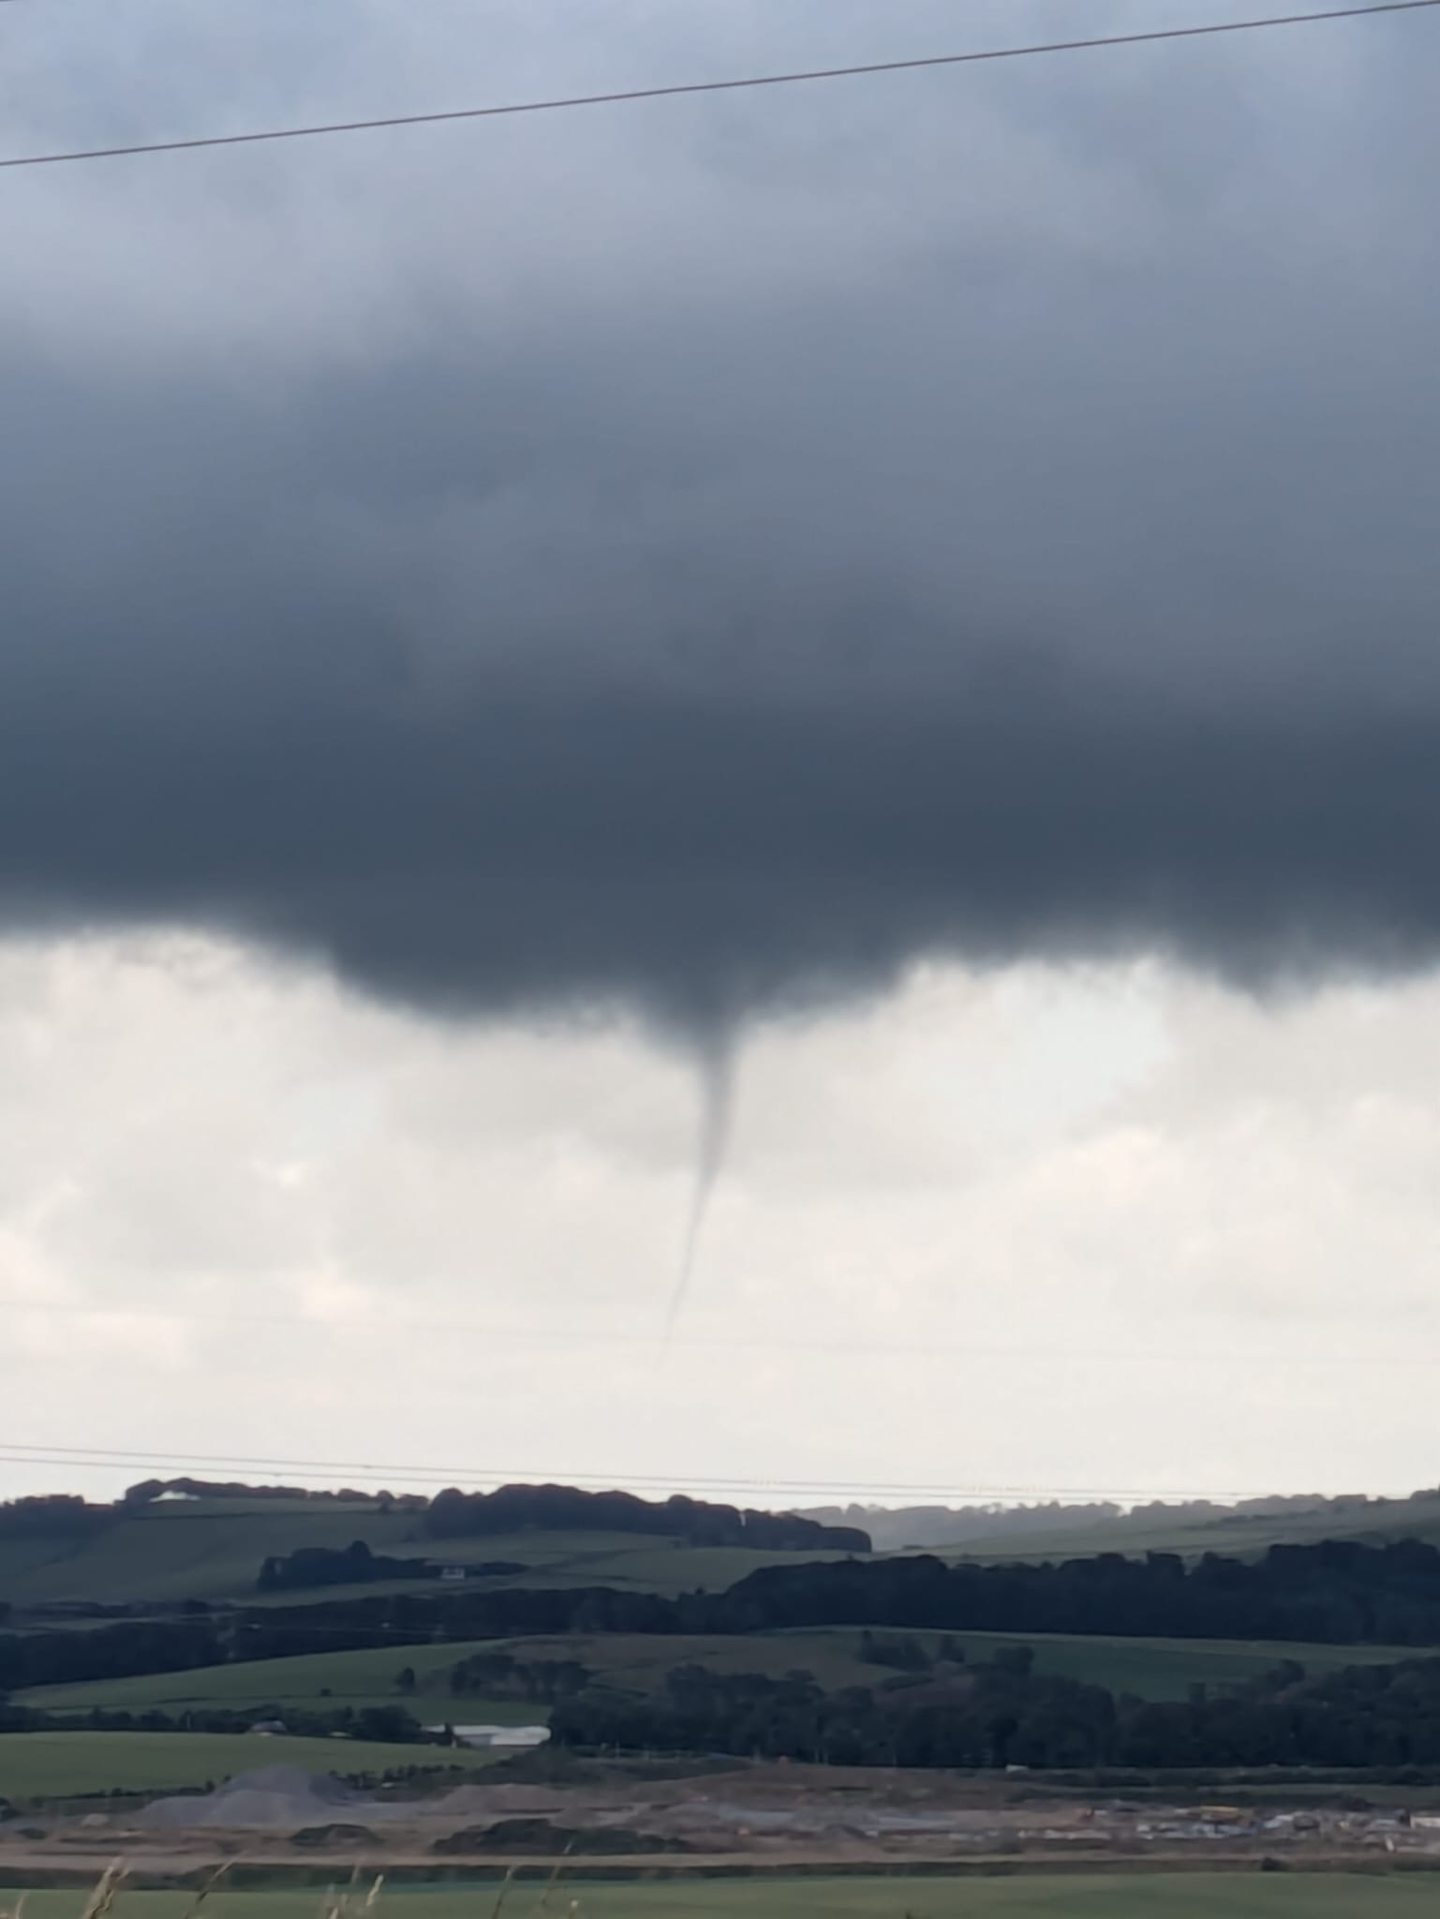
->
[0, 1731, 504, 1803]
[0, 1502, 850, 1609]
[465, 1626, 1421, 1703]
[21, 1624, 1423, 1726]
[894, 1629, 1422, 1698]
[19, 1640, 549, 1721]
[0, 1878, 1436, 1919]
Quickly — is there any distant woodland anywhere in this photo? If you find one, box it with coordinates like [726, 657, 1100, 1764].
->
[552, 1644, 1440, 1770]
[421, 1484, 870, 1551]
[800, 1491, 1440, 1552]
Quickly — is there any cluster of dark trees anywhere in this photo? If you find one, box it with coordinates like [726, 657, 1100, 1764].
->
[551, 1655, 1108, 1768]
[0, 1616, 224, 1692]
[858, 1630, 965, 1671]
[129, 1482, 862, 1546]
[258, 1544, 528, 1592]
[258, 1541, 436, 1592]
[0, 1496, 109, 1540]
[709, 1541, 1440, 1645]
[1115, 1657, 1440, 1769]
[446, 1650, 590, 1701]
[121, 1480, 425, 1508]
[423, 1484, 870, 1552]
[230, 1584, 676, 1665]
[551, 1651, 1440, 1772]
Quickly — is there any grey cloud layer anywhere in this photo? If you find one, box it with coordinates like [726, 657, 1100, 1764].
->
[3, 0, 1439, 1031]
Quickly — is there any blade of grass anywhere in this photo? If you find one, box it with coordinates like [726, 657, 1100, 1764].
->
[489, 1863, 518, 1919]
[179, 1859, 231, 1919]
[536, 1838, 577, 1913]
[78, 1862, 126, 1919]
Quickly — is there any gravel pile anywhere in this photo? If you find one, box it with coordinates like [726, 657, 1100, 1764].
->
[139, 1766, 369, 1831]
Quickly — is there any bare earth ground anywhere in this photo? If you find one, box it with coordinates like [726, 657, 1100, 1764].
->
[4, 1764, 1440, 1882]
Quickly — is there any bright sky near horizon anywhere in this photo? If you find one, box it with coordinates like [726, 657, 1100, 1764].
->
[4, 932, 1440, 1505]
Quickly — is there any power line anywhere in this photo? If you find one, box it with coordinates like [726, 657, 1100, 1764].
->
[0, 1441, 1256, 1501]
[0, 1438, 1321, 1502]
[3, 0, 1437, 171]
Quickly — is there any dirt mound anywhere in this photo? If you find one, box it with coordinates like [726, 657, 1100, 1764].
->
[290, 1824, 382, 1848]
[433, 1817, 689, 1855]
[140, 1768, 361, 1831]
[418, 1784, 570, 1824]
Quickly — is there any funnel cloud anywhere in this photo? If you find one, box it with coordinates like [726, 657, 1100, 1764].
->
[664, 1035, 736, 1336]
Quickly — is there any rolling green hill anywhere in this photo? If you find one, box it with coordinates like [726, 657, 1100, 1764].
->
[19, 1625, 1424, 1719]
[861, 1491, 1440, 1564]
[0, 1500, 855, 1609]
[0, 1501, 418, 1608]
[18, 1637, 547, 1720]
[935, 1501, 1440, 1562]
[14, 1487, 1440, 1612]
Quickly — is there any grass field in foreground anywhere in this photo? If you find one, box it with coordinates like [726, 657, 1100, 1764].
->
[0, 1731, 503, 1803]
[1, 1879, 1437, 1919]
[21, 1626, 1424, 1723]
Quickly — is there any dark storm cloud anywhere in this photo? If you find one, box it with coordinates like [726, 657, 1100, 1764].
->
[4, 0, 1440, 1035]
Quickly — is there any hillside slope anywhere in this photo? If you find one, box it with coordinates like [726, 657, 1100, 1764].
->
[0, 1499, 864, 1610]
[18, 1625, 1427, 1716]
[807, 1489, 1440, 1561]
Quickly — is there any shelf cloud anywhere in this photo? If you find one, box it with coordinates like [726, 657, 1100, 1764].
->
[4, 0, 1439, 1041]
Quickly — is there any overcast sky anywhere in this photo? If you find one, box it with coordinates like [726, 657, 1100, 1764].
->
[3, 0, 1440, 1506]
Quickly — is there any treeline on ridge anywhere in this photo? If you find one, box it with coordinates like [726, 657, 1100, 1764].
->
[0, 1496, 111, 1541]
[0, 1481, 870, 1556]
[800, 1493, 1368, 1552]
[10, 1538, 1440, 1691]
[707, 1541, 1440, 1643]
[421, 1484, 870, 1552]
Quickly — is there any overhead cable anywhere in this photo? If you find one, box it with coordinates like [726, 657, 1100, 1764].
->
[0, 1439, 1315, 1503]
[3, 0, 1438, 170]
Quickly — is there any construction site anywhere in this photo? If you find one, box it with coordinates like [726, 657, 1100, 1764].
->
[3, 1763, 1440, 1886]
